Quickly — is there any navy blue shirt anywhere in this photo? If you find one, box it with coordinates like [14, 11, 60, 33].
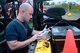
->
[6, 19, 33, 53]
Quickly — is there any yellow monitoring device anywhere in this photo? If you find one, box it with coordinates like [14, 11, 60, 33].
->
[34, 29, 52, 53]
[34, 40, 52, 53]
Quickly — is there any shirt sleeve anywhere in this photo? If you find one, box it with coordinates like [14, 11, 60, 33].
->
[5, 22, 18, 41]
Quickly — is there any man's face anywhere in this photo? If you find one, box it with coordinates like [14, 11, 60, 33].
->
[23, 8, 33, 22]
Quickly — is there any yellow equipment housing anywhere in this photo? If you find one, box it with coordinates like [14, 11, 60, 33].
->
[34, 40, 52, 53]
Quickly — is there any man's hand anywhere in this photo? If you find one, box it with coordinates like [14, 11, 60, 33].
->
[31, 34, 47, 41]
[31, 25, 51, 41]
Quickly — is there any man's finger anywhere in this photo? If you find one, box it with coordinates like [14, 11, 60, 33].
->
[44, 25, 47, 30]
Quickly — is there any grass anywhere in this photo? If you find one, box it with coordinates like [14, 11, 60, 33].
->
[28, 19, 33, 28]
[63, 9, 80, 20]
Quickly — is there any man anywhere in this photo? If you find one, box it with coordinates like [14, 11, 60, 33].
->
[6, 3, 47, 53]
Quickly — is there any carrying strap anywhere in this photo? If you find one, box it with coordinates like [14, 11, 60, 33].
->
[13, 19, 28, 36]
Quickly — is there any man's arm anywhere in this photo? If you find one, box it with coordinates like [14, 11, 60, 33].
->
[7, 34, 37, 51]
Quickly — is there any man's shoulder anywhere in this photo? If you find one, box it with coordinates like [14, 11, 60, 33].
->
[6, 19, 18, 28]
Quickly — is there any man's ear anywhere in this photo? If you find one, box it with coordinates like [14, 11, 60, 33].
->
[22, 9, 25, 13]
[22, 10, 25, 13]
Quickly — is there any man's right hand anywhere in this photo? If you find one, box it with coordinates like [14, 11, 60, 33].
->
[31, 34, 47, 41]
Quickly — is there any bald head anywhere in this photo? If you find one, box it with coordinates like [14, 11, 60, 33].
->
[19, 3, 33, 13]
[17, 3, 33, 22]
